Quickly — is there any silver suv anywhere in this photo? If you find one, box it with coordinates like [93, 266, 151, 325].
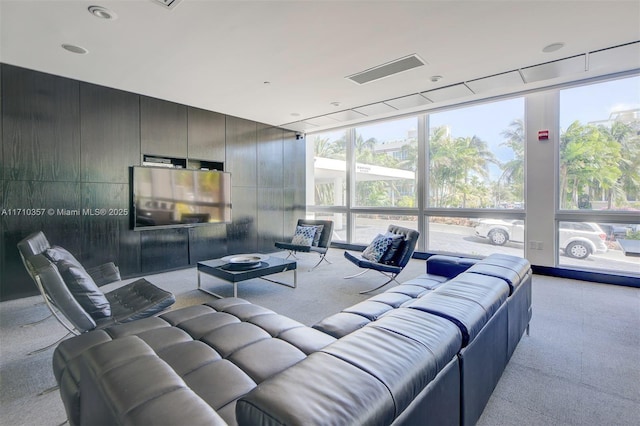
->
[474, 219, 608, 259]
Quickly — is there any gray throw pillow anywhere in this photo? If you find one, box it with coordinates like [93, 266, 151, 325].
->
[56, 260, 111, 319]
[44, 246, 81, 267]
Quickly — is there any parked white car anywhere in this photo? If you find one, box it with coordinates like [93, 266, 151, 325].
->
[474, 219, 608, 259]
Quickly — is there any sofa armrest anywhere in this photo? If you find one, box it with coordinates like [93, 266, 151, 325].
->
[426, 255, 480, 278]
[79, 336, 225, 426]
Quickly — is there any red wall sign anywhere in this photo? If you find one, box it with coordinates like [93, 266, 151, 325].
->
[538, 130, 549, 140]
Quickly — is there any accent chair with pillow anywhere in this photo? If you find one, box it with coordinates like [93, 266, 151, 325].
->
[275, 219, 334, 271]
[17, 231, 176, 344]
[344, 224, 420, 293]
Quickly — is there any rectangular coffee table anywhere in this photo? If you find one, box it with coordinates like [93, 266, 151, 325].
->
[197, 255, 297, 298]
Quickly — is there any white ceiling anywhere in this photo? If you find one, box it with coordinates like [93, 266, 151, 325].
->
[1, 0, 639, 132]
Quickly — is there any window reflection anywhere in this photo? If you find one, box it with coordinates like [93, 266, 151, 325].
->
[353, 214, 418, 245]
[429, 99, 525, 209]
[428, 216, 525, 258]
[354, 118, 418, 208]
[559, 76, 640, 211]
[308, 130, 348, 207]
[558, 221, 639, 275]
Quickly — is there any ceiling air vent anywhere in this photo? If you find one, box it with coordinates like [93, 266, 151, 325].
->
[347, 54, 426, 85]
[150, 0, 183, 9]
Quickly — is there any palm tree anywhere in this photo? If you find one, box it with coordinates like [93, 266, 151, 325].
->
[559, 121, 622, 209]
[499, 119, 525, 204]
[429, 126, 457, 207]
[428, 126, 496, 208]
[313, 135, 345, 160]
[455, 135, 497, 208]
[600, 121, 640, 207]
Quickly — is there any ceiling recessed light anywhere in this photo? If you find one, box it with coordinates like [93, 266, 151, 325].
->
[291, 113, 300, 117]
[61, 44, 88, 54]
[330, 102, 341, 107]
[430, 75, 443, 82]
[88, 5, 117, 19]
[542, 42, 565, 53]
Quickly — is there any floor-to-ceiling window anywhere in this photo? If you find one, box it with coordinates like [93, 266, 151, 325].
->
[558, 76, 640, 275]
[306, 73, 639, 280]
[351, 118, 419, 244]
[307, 129, 348, 242]
[426, 98, 525, 258]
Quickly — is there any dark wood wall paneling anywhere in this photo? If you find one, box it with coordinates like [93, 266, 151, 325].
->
[1, 65, 82, 299]
[188, 107, 226, 162]
[0, 63, 305, 300]
[2, 65, 81, 183]
[284, 131, 307, 231]
[186, 107, 228, 262]
[188, 224, 228, 264]
[226, 116, 257, 186]
[0, 64, 4, 295]
[79, 84, 141, 273]
[140, 228, 189, 273]
[257, 124, 285, 251]
[81, 183, 139, 273]
[140, 96, 188, 159]
[80, 84, 140, 183]
[226, 116, 258, 254]
[139, 96, 190, 274]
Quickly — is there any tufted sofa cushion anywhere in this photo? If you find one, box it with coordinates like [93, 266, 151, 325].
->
[237, 307, 462, 425]
[407, 272, 510, 347]
[312, 272, 448, 338]
[54, 253, 532, 426]
[79, 335, 227, 425]
[54, 298, 336, 426]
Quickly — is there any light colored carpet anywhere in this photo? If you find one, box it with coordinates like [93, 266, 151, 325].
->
[1, 248, 638, 425]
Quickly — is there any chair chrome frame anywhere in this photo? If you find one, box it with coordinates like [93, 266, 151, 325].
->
[275, 219, 334, 271]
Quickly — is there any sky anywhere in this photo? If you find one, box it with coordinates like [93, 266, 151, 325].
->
[559, 75, 640, 129]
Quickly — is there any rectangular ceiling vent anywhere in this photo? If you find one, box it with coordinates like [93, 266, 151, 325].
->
[347, 54, 426, 85]
[150, 0, 183, 9]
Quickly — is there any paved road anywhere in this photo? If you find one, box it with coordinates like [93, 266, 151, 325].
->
[337, 222, 640, 275]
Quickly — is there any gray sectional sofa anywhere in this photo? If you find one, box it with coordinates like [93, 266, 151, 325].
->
[53, 253, 531, 426]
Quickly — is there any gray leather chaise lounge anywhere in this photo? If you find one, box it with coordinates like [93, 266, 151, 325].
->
[53, 253, 532, 426]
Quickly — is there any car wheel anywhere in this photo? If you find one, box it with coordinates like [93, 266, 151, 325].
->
[488, 229, 508, 246]
[565, 241, 590, 259]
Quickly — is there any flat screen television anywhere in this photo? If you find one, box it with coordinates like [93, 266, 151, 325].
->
[132, 166, 232, 230]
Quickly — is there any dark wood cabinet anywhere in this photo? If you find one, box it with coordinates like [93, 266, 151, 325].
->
[227, 186, 258, 254]
[226, 116, 257, 187]
[140, 96, 188, 159]
[283, 130, 305, 189]
[188, 107, 225, 163]
[0, 64, 305, 300]
[0, 65, 3, 171]
[2, 180, 82, 299]
[140, 228, 189, 273]
[257, 188, 284, 252]
[188, 225, 227, 264]
[2, 65, 80, 182]
[257, 125, 284, 189]
[284, 131, 306, 231]
[80, 84, 140, 183]
[80, 183, 139, 275]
